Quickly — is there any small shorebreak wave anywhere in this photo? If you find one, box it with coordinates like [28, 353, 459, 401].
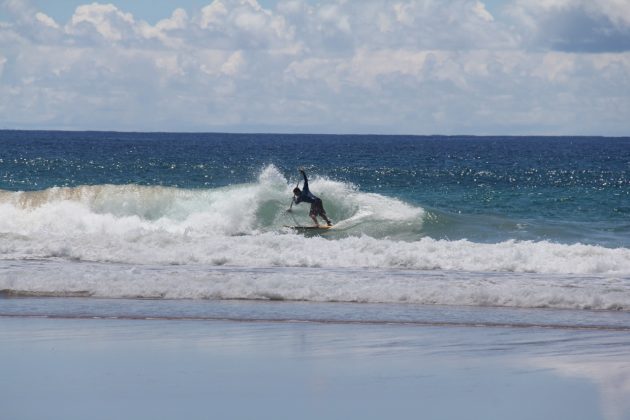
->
[1, 262, 630, 312]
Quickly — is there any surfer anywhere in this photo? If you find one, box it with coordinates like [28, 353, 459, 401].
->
[288, 169, 332, 227]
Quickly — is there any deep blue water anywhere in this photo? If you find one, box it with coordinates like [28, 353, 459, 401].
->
[1, 130, 629, 246]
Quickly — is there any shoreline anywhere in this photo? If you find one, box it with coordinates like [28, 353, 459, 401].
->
[4, 312, 630, 332]
[3, 296, 630, 331]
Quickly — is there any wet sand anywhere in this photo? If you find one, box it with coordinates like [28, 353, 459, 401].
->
[2, 315, 630, 420]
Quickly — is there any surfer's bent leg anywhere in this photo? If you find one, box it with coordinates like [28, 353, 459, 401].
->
[313, 198, 332, 226]
[309, 203, 320, 226]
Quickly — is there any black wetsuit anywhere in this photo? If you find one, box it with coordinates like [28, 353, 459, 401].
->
[294, 172, 330, 223]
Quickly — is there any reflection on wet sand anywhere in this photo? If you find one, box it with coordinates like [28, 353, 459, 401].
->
[533, 356, 630, 420]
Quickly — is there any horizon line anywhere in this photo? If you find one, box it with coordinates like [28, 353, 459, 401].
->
[1, 128, 627, 139]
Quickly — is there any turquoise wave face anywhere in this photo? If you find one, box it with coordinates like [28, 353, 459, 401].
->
[1, 131, 629, 246]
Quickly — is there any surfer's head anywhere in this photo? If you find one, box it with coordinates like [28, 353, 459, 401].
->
[293, 187, 301, 196]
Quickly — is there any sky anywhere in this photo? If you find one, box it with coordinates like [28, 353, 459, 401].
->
[1, 0, 629, 135]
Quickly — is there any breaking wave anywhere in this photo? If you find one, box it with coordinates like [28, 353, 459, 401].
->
[0, 165, 629, 275]
[1, 165, 630, 310]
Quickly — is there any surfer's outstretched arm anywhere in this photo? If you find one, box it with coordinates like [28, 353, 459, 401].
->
[300, 169, 309, 193]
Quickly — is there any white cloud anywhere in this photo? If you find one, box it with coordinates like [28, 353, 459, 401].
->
[317, 4, 351, 33]
[1, 0, 37, 20]
[199, 50, 234, 76]
[154, 54, 184, 78]
[221, 50, 245, 75]
[276, 0, 306, 15]
[532, 52, 576, 83]
[0, 0, 629, 135]
[473, 1, 494, 22]
[200, 0, 228, 29]
[393, 3, 415, 26]
[66, 3, 136, 42]
[138, 8, 189, 48]
[35, 12, 60, 29]
[197, 0, 296, 50]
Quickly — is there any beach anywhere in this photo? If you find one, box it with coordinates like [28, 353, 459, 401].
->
[1, 132, 629, 419]
[3, 0, 630, 416]
[3, 298, 630, 420]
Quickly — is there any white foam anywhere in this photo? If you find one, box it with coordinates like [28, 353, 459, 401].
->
[2, 261, 630, 312]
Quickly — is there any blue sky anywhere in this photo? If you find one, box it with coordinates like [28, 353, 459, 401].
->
[1, 0, 629, 135]
[2, 1, 521, 24]
[6, 0, 252, 23]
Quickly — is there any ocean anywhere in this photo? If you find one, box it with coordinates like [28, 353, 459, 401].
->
[4, 130, 630, 420]
[1, 130, 630, 323]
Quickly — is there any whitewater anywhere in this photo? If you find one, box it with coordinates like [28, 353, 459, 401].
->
[2, 164, 630, 311]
